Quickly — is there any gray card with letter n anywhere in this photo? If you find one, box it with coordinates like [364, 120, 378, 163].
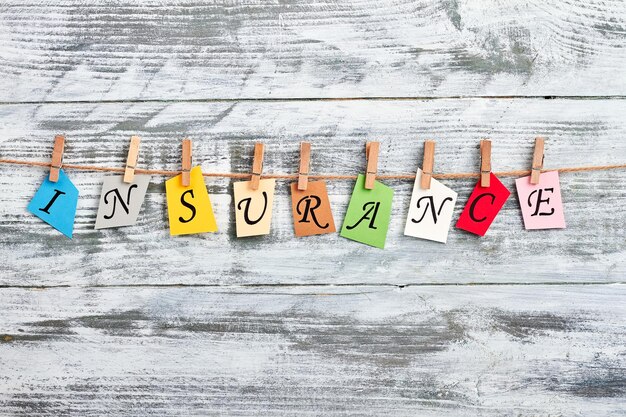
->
[95, 175, 151, 229]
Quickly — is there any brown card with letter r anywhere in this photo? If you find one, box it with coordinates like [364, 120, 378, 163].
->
[290, 181, 336, 237]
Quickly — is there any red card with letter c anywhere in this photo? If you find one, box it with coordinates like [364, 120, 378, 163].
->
[456, 173, 510, 236]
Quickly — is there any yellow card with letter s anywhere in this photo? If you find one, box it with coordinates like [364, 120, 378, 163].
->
[165, 166, 218, 236]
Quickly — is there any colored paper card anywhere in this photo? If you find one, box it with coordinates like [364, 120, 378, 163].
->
[95, 175, 150, 229]
[456, 173, 510, 236]
[165, 166, 217, 236]
[404, 168, 457, 243]
[340, 174, 393, 249]
[27, 169, 79, 238]
[233, 179, 276, 237]
[515, 170, 566, 230]
[290, 181, 336, 237]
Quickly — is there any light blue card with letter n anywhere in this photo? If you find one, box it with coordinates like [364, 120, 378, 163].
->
[27, 169, 79, 238]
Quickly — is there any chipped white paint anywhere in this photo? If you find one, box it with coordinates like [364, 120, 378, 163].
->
[0, 99, 625, 285]
[0, 0, 625, 415]
[0, 285, 625, 416]
[0, 0, 626, 101]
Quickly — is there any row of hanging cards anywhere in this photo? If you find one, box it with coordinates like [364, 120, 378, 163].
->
[27, 137, 565, 247]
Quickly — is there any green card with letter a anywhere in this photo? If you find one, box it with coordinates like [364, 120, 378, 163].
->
[340, 174, 393, 248]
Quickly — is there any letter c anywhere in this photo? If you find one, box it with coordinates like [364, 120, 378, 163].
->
[469, 192, 496, 223]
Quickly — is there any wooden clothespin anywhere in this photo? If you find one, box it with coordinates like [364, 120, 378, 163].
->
[530, 137, 545, 185]
[480, 139, 491, 188]
[49, 135, 65, 183]
[364, 141, 379, 190]
[123, 135, 141, 183]
[250, 142, 264, 190]
[420, 140, 435, 189]
[181, 138, 192, 187]
[297, 142, 311, 191]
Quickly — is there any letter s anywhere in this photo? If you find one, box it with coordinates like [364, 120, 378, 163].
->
[179, 189, 196, 223]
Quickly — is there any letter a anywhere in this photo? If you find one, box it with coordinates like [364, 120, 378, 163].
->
[346, 201, 380, 230]
[340, 174, 393, 248]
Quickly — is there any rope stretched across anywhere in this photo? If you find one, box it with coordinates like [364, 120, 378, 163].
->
[0, 158, 625, 180]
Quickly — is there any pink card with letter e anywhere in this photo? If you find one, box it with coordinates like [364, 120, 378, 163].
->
[515, 170, 566, 230]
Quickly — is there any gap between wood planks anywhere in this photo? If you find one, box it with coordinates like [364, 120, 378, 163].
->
[1, 95, 626, 106]
[0, 282, 623, 290]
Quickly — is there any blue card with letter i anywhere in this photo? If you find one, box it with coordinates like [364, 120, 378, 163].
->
[27, 169, 79, 238]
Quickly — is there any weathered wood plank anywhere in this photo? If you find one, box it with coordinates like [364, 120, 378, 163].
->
[2, 2, 624, 416]
[1, 98, 625, 286]
[0, 285, 624, 416]
[1, 0, 626, 101]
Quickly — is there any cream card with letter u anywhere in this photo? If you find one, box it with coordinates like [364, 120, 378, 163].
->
[404, 169, 457, 243]
[233, 179, 276, 237]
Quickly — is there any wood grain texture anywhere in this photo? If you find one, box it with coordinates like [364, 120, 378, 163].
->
[1, 1, 625, 414]
[1, 0, 626, 101]
[1, 285, 625, 416]
[1, 98, 625, 286]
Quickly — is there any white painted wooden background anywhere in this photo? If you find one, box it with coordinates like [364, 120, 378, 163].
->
[1, 1, 625, 415]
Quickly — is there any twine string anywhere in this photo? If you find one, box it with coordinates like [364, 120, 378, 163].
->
[0, 158, 625, 181]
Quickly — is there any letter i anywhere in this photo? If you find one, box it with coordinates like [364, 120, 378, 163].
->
[39, 189, 66, 214]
